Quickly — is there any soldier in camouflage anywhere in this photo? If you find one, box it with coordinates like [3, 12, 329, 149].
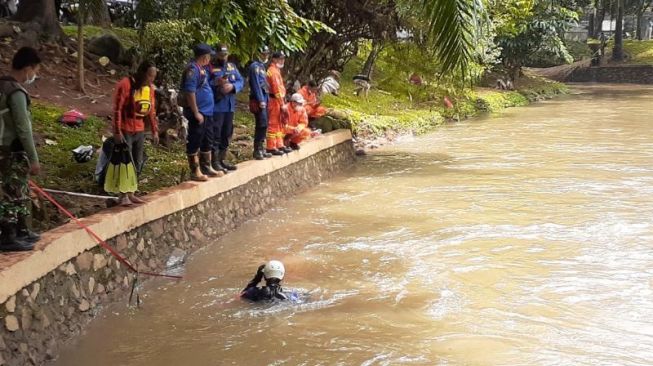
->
[0, 47, 42, 252]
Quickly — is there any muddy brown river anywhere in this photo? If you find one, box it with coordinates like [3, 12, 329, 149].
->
[55, 85, 653, 366]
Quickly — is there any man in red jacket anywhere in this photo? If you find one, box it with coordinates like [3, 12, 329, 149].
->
[112, 60, 159, 206]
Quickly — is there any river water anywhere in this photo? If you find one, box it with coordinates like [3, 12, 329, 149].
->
[55, 85, 653, 366]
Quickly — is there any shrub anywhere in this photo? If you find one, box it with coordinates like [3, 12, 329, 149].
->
[141, 19, 213, 87]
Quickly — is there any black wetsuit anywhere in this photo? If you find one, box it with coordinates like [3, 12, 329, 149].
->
[241, 265, 288, 302]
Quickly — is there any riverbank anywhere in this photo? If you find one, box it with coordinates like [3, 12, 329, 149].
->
[0, 130, 355, 366]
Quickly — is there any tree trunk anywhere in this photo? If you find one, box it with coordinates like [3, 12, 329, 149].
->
[637, 11, 644, 40]
[594, 0, 607, 38]
[78, 12, 86, 94]
[361, 40, 383, 78]
[589, 8, 596, 38]
[13, 0, 62, 40]
[85, 1, 111, 27]
[612, 0, 624, 61]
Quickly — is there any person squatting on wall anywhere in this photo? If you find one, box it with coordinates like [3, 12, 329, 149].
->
[284, 93, 312, 151]
[299, 80, 327, 124]
[266, 52, 293, 155]
[112, 60, 160, 206]
[180, 44, 218, 181]
[0, 47, 42, 252]
[248, 46, 273, 160]
[209, 44, 243, 173]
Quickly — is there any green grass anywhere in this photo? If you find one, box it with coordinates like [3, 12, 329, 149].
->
[62, 25, 139, 48]
[31, 101, 187, 194]
[622, 39, 653, 65]
[318, 54, 568, 140]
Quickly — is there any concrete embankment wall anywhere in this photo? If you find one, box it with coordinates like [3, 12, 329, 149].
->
[566, 65, 653, 83]
[0, 130, 355, 366]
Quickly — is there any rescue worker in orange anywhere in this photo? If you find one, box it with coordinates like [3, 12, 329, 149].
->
[299, 80, 327, 124]
[284, 93, 311, 150]
[266, 51, 292, 155]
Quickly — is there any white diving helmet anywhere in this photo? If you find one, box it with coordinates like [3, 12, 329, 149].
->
[263, 260, 285, 281]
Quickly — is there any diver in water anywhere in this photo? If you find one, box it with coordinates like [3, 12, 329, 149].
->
[241, 260, 289, 302]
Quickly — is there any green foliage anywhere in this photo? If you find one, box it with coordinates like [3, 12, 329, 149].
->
[184, 0, 334, 63]
[622, 39, 653, 64]
[495, 0, 578, 71]
[141, 19, 213, 87]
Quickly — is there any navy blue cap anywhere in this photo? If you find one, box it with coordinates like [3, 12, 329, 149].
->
[194, 43, 215, 58]
[271, 51, 285, 59]
[216, 44, 229, 55]
[259, 45, 271, 54]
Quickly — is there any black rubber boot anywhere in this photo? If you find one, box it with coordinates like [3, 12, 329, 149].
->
[282, 146, 293, 154]
[268, 149, 284, 156]
[199, 152, 222, 178]
[17, 216, 40, 243]
[211, 150, 228, 174]
[289, 142, 300, 150]
[0, 222, 35, 252]
[218, 150, 237, 171]
[253, 142, 265, 160]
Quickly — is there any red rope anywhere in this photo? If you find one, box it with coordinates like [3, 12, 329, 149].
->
[29, 180, 182, 280]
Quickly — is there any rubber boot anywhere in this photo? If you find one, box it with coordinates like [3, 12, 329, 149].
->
[188, 154, 208, 182]
[253, 142, 265, 160]
[211, 150, 228, 174]
[267, 148, 284, 156]
[17, 215, 40, 243]
[289, 141, 300, 150]
[0, 222, 35, 252]
[218, 150, 237, 171]
[263, 149, 273, 158]
[282, 137, 293, 153]
[199, 152, 223, 178]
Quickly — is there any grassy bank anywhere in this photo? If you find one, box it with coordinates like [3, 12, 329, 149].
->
[622, 39, 653, 65]
[61, 25, 139, 48]
[318, 56, 568, 145]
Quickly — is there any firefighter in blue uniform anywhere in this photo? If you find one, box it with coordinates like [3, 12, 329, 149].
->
[248, 46, 274, 160]
[181, 43, 219, 181]
[210, 44, 244, 172]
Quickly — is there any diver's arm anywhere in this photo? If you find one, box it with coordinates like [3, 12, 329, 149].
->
[243, 265, 265, 291]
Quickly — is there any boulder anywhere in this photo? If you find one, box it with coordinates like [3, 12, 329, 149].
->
[87, 34, 124, 65]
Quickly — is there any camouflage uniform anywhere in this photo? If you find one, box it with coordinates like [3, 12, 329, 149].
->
[0, 76, 38, 248]
[0, 150, 30, 225]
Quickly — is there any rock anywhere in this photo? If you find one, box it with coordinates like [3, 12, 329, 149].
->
[96, 284, 106, 294]
[0, 334, 6, 350]
[0, 23, 13, 38]
[5, 296, 16, 313]
[136, 238, 145, 253]
[17, 29, 39, 48]
[87, 34, 124, 64]
[18, 343, 27, 354]
[116, 235, 128, 251]
[355, 148, 367, 156]
[70, 283, 80, 299]
[5, 315, 19, 332]
[88, 277, 95, 295]
[189, 228, 205, 242]
[76, 252, 93, 271]
[93, 254, 108, 271]
[30, 283, 40, 302]
[78, 300, 90, 312]
[21, 289, 29, 298]
[21, 308, 32, 331]
[59, 262, 77, 275]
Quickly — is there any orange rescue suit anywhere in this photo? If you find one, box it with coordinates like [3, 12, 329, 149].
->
[299, 86, 327, 119]
[266, 64, 287, 150]
[285, 105, 311, 145]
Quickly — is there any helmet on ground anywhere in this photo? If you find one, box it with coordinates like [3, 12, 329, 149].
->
[72, 145, 94, 163]
[290, 93, 305, 105]
[263, 260, 285, 281]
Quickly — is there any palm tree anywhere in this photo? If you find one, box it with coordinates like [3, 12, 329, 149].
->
[414, 0, 485, 73]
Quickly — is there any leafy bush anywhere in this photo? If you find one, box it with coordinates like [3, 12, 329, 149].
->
[141, 19, 213, 87]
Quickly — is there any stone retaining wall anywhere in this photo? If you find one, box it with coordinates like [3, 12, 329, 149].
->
[0, 130, 355, 366]
[566, 65, 653, 83]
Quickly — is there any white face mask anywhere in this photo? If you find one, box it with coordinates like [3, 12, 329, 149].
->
[25, 72, 37, 85]
[276, 63, 284, 69]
